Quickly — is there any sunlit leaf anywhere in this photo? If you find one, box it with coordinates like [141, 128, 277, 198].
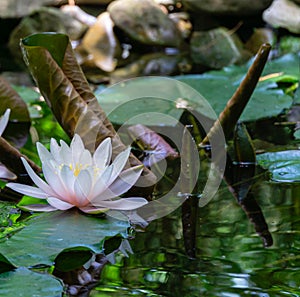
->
[0, 209, 130, 267]
[257, 150, 300, 182]
[0, 267, 63, 297]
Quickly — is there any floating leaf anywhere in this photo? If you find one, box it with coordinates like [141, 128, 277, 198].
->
[176, 75, 292, 122]
[257, 150, 300, 182]
[0, 209, 130, 267]
[0, 267, 63, 297]
[258, 53, 299, 83]
[96, 76, 217, 126]
[96, 55, 294, 126]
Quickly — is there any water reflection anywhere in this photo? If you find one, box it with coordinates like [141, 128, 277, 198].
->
[90, 181, 300, 296]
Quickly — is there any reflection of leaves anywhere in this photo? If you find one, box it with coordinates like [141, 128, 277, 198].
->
[257, 150, 300, 182]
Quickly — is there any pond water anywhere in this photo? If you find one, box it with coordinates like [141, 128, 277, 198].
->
[91, 180, 300, 297]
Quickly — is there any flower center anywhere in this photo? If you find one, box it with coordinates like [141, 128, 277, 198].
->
[70, 163, 83, 177]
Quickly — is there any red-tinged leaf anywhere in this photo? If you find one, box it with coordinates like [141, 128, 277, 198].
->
[20, 33, 156, 194]
[128, 124, 179, 167]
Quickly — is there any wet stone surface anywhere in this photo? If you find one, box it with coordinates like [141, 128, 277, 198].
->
[108, 0, 182, 47]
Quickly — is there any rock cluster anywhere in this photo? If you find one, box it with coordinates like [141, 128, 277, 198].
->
[3, 0, 300, 80]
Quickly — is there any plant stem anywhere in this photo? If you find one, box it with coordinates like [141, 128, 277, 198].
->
[201, 43, 271, 145]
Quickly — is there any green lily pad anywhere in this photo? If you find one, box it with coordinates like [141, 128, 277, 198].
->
[96, 76, 219, 127]
[257, 150, 300, 182]
[96, 55, 295, 126]
[0, 209, 130, 267]
[259, 53, 300, 83]
[0, 267, 63, 297]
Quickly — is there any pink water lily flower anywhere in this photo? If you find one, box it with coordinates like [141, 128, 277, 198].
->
[7, 134, 148, 213]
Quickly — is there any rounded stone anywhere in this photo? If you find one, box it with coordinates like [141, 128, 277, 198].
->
[182, 0, 273, 16]
[108, 0, 182, 47]
[263, 0, 300, 33]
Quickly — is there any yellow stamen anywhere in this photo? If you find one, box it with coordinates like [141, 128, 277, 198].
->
[69, 163, 83, 177]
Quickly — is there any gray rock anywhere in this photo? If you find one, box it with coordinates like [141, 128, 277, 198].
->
[110, 52, 182, 83]
[0, 0, 57, 18]
[8, 7, 87, 65]
[182, 0, 273, 16]
[108, 0, 182, 47]
[190, 27, 249, 69]
[245, 28, 275, 54]
[263, 0, 300, 33]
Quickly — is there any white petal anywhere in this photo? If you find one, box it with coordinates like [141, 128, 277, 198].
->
[106, 147, 131, 186]
[90, 165, 114, 198]
[59, 140, 72, 164]
[92, 197, 148, 210]
[92, 165, 143, 202]
[50, 138, 62, 163]
[60, 165, 76, 197]
[0, 109, 10, 136]
[37, 142, 53, 163]
[47, 197, 74, 210]
[71, 134, 85, 163]
[20, 157, 57, 197]
[6, 182, 48, 198]
[73, 170, 92, 205]
[79, 149, 92, 166]
[71, 134, 85, 152]
[19, 204, 57, 212]
[42, 161, 68, 199]
[93, 137, 112, 170]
